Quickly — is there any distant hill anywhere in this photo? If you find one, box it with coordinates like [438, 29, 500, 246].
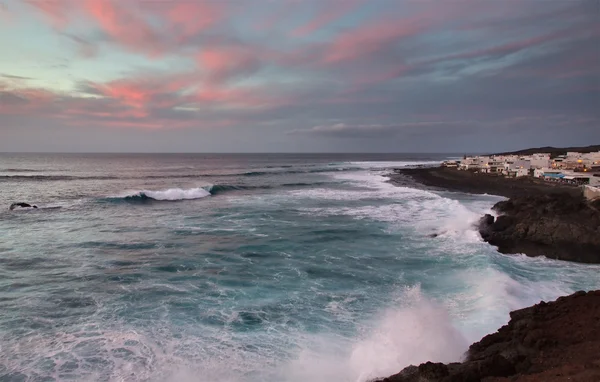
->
[493, 145, 600, 158]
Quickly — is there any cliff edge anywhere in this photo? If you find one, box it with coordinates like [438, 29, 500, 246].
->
[478, 193, 600, 263]
[376, 290, 600, 382]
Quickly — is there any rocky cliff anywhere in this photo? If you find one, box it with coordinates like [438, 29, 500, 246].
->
[478, 193, 600, 263]
[376, 290, 600, 382]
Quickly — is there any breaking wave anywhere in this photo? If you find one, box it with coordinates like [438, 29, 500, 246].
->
[120, 188, 212, 202]
[105, 182, 336, 203]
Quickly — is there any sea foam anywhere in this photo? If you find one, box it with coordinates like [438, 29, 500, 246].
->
[124, 187, 211, 201]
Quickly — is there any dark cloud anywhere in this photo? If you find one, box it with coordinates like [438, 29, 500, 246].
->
[0, 73, 34, 80]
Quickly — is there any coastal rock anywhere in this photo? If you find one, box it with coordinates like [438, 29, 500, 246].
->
[376, 290, 600, 382]
[9, 202, 38, 210]
[477, 193, 600, 263]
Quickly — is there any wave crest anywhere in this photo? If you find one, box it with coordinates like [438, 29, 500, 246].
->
[122, 187, 212, 202]
[108, 181, 336, 203]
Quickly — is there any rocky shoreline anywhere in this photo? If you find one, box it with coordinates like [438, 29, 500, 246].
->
[375, 290, 600, 382]
[378, 167, 600, 381]
[479, 194, 600, 263]
[393, 166, 600, 263]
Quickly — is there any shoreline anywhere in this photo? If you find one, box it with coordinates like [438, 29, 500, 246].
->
[390, 166, 581, 198]
[378, 166, 600, 379]
[393, 166, 600, 263]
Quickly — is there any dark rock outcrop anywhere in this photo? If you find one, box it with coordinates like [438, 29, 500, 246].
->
[478, 193, 600, 263]
[376, 290, 600, 382]
[9, 202, 38, 210]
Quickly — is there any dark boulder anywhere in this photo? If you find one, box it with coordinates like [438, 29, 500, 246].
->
[9, 202, 38, 210]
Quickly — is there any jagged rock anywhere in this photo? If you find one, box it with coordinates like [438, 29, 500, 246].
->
[477, 193, 600, 263]
[481, 214, 494, 226]
[376, 291, 600, 382]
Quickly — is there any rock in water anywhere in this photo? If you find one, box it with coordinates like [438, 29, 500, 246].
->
[9, 203, 37, 210]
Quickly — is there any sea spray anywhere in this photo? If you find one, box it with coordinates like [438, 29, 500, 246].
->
[281, 287, 469, 382]
[348, 287, 468, 380]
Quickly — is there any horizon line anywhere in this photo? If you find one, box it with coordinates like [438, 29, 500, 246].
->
[0, 151, 476, 155]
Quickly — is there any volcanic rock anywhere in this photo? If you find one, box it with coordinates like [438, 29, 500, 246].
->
[376, 290, 600, 382]
[477, 193, 600, 263]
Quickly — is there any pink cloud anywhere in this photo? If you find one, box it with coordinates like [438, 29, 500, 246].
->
[0, 1, 12, 22]
[194, 86, 279, 108]
[322, 17, 425, 64]
[0, 84, 57, 116]
[90, 72, 201, 113]
[84, 0, 164, 58]
[196, 46, 266, 86]
[292, 0, 362, 37]
[0, 68, 299, 130]
[27, 0, 226, 58]
[94, 82, 152, 111]
[254, 2, 300, 31]
[26, 0, 71, 28]
[165, 2, 223, 41]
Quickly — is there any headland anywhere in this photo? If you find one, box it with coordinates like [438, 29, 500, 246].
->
[391, 146, 600, 263]
[376, 290, 600, 382]
[382, 148, 600, 382]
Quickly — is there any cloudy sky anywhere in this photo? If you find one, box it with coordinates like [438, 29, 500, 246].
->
[0, 0, 598, 153]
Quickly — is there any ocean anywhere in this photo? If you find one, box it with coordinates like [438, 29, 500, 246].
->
[1, 153, 599, 382]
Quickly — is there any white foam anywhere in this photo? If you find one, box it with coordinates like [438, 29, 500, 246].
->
[293, 170, 503, 246]
[348, 289, 468, 380]
[123, 187, 211, 201]
[281, 286, 469, 382]
[348, 161, 441, 169]
[0, 328, 161, 382]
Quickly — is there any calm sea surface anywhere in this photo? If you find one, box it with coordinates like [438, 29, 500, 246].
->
[1, 153, 598, 382]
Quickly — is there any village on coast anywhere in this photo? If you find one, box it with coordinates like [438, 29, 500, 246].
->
[441, 150, 600, 199]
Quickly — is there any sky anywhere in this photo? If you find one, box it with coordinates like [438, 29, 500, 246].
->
[0, 0, 598, 153]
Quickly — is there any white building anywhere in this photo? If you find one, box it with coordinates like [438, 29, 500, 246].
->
[582, 151, 600, 167]
[559, 151, 600, 169]
[505, 167, 529, 177]
[458, 156, 490, 171]
[455, 151, 598, 179]
[552, 156, 566, 169]
[529, 153, 550, 169]
[441, 160, 459, 168]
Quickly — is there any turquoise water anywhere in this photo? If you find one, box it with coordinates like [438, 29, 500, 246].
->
[1, 154, 599, 382]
